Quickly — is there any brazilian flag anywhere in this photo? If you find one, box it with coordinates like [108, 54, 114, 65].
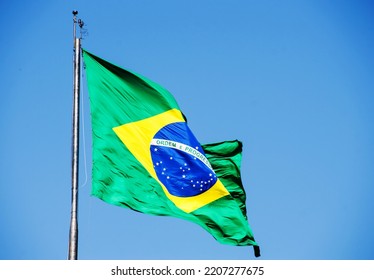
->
[83, 50, 260, 257]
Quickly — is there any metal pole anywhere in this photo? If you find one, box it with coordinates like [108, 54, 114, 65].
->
[68, 11, 81, 260]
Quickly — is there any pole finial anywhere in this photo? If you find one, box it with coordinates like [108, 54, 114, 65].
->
[72, 11, 87, 40]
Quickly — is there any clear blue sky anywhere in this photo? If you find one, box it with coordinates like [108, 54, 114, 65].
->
[1, 0, 373, 260]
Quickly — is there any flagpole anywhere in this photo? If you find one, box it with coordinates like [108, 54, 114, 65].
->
[68, 10, 81, 260]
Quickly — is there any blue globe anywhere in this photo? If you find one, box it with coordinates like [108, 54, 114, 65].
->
[150, 122, 217, 197]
